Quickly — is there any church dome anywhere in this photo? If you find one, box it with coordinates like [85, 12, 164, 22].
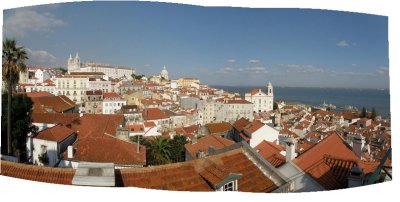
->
[160, 65, 169, 79]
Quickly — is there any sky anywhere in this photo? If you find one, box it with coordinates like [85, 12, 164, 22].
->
[2, 1, 389, 89]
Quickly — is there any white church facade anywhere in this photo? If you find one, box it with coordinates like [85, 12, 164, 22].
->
[245, 82, 274, 112]
[67, 53, 135, 78]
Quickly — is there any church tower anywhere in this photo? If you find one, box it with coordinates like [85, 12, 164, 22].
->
[160, 65, 169, 80]
[267, 81, 273, 96]
[67, 52, 81, 73]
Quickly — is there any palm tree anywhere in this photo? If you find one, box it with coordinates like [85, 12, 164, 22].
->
[2, 39, 28, 155]
[148, 137, 171, 165]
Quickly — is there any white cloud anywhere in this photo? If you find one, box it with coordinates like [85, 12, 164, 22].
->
[376, 67, 389, 75]
[342, 71, 374, 77]
[249, 59, 259, 63]
[226, 59, 236, 63]
[336, 40, 349, 47]
[352, 64, 358, 67]
[25, 48, 58, 67]
[218, 66, 268, 74]
[286, 64, 325, 73]
[143, 64, 152, 68]
[4, 8, 65, 37]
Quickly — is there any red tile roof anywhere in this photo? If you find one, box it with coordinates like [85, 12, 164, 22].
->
[206, 122, 232, 134]
[184, 135, 235, 159]
[119, 148, 278, 192]
[142, 108, 169, 120]
[66, 135, 146, 165]
[31, 95, 75, 113]
[25, 91, 55, 98]
[127, 124, 144, 132]
[144, 121, 156, 128]
[64, 114, 147, 165]
[32, 113, 80, 125]
[68, 114, 124, 138]
[243, 120, 264, 135]
[103, 92, 121, 99]
[233, 117, 251, 131]
[0, 161, 74, 185]
[254, 140, 285, 168]
[293, 132, 379, 190]
[226, 99, 252, 104]
[33, 125, 75, 143]
[249, 88, 262, 96]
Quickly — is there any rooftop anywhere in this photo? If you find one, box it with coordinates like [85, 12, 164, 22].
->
[206, 122, 232, 134]
[184, 135, 235, 160]
[33, 125, 76, 143]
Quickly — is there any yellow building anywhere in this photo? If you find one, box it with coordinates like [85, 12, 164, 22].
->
[177, 78, 200, 87]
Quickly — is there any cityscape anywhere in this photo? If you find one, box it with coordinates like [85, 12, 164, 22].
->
[0, 1, 392, 194]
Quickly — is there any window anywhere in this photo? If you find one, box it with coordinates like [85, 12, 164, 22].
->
[223, 181, 234, 191]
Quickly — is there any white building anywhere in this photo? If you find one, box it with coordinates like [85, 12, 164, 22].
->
[29, 125, 76, 167]
[245, 82, 274, 113]
[243, 120, 280, 147]
[223, 99, 254, 122]
[102, 92, 127, 114]
[34, 68, 53, 83]
[88, 78, 112, 93]
[55, 75, 89, 103]
[68, 53, 135, 78]
[160, 65, 169, 80]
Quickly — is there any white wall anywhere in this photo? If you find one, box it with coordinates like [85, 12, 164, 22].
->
[32, 139, 59, 167]
[248, 124, 280, 147]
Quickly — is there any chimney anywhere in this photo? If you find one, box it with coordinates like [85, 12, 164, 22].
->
[191, 137, 198, 144]
[348, 166, 365, 188]
[137, 135, 140, 154]
[67, 145, 74, 158]
[285, 137, 297, 162]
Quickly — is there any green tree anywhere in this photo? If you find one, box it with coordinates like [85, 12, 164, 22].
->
[2, 39, 28, 155]
[147, 137, 171, 165]
[168, 135, 188, 162]
[1, 93, 37, 160]
[273, 102, 278, 110]
[371, 107, 377, 119]
[131, 73, 145, 80]
[361, 107, 367, 118]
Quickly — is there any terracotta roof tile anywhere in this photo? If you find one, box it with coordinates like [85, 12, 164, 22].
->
[142, 108, 169, 120]
[103, 92, 121, 99]
[144, 121, 156, 128]
[206, 122, 232, 134]
[243, 120, 264, 135]
[249, 88, 262, 96]
[25, 91, 55, 98]
[226, 99, 252, 104]
[293, 132, 379, 190]
[184, 135, 235, 159]
[33, 125, 75, 143]
[119, 149, 278, 192]
[233, 117, 251, 131]
[254, 140, 285, 168]
[0, 161, 74, 185]
[31, 95, 75, 113]
[32, 113, 79, 125]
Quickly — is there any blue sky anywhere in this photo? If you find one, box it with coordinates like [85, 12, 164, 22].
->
[3, 1, 389, 88]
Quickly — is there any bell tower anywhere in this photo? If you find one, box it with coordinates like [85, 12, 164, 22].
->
[67, 52, 81, 73]
[267, 81, 273, 96]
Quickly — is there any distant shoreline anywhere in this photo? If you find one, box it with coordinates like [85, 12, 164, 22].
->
[210, 85, 390, 91]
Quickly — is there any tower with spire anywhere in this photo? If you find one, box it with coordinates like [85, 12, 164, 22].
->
[67, 52, 81, 73]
